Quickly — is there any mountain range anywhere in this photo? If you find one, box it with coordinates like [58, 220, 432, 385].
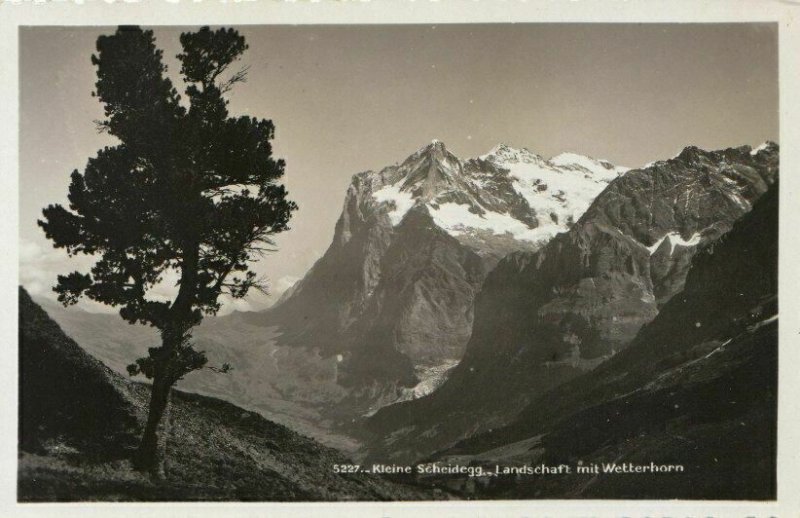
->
[238, 140, 631, 417]
[36, 140, 634, 429]
[26, 139, 779, 481]
[423, 181, 779, 499]
[365, 142, 778, 464]
[18, 141, 779, 500]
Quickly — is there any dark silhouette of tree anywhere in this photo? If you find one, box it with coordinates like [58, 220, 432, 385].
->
[38, 26, 297, 477]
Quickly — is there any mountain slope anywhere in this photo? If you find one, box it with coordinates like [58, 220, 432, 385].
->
[29, 297, 362, 453]
[17, 288, 431, 501]
[237, 140, 629, 418]
[366, 142, 778, 464]
[29, 140, 630, 428]
[429, 182, 779, 500]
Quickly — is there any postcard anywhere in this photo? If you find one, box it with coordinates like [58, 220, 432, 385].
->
[2, 1, 799, 516]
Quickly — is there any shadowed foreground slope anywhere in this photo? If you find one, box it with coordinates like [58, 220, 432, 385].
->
[17, 288, 432, 502]
[428, 184, 779, 500]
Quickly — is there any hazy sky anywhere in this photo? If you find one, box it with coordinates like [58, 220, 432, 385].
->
[19, 23, 778, 313]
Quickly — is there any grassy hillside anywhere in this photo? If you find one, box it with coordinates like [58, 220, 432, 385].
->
[18, 288, 434, 502]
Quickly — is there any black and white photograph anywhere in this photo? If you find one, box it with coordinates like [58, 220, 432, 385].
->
[2, 1, 800, 516]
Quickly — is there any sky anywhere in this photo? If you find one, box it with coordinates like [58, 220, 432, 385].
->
[19, 23, 778, 313]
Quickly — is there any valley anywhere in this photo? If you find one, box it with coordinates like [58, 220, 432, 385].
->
[24, 140, 780, 500]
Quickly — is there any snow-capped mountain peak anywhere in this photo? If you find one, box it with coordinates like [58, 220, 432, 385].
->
[750, 141, 776, 156]
[367, 142, 631, 253]
[481, 143, 543, 164]
[548, 152, 630, 178]
[405, 139, 457, 164]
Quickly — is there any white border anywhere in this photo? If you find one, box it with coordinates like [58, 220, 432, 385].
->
[1, 1, 798, 516]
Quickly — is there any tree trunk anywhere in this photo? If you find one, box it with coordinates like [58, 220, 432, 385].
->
[134, 240, 198, 477]
[134, 372, 173, 478]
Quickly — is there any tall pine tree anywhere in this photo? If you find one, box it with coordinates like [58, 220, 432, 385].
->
[38, 26, 297, 476]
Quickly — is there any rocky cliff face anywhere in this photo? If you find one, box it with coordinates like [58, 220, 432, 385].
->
[242, 140, 630, 416]
[366, 142, 778, 463]
[429, 182, 779, 500]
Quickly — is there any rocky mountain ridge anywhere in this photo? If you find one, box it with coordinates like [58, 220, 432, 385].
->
[33, 138, 633, 440]
[242, 140, 631, 417]
[427, 182, 779, 500]
[365, 142, 778, 463]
